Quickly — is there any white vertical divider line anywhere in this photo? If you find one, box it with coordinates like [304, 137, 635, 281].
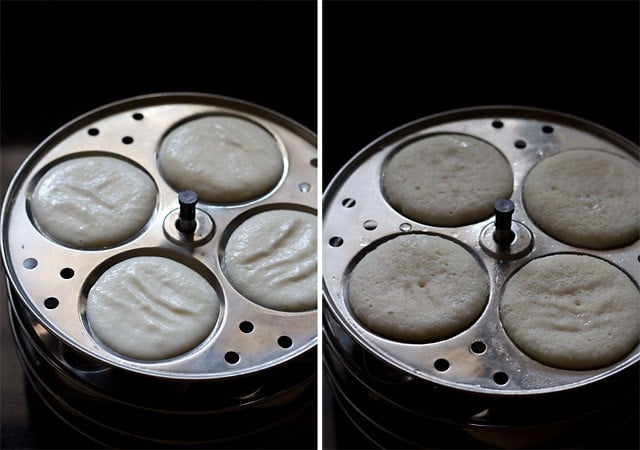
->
[316, 0, 323, 448]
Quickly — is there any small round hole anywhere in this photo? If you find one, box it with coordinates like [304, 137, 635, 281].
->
[88, 128, 99, 136]
[132, 113, 144, 121]
[637, 255, 640, 262]
[471, 341, 486, 354]
[44, 297, 59, 309]
[239, 321, 254, 333]
[363, 220, 377, 231]
[542, 125, 554, 134]
[399, 223, 412, 232]
[329, 237, 344, 247]
[278, 336, 293, 348]
[23, 258, 38, 269]
[122, 136, 134, 145]
[298, 182, 311, 192]
[225, 351, 240, 364]
[514, 140, 527, 149]
[60, 268, 75, 279]
[342, 198, 356, 208]
[493, 372, 509, 385]
[310, 158, 317, 168]
[492, 120, 504, 129]
[434, 358, 449, 372]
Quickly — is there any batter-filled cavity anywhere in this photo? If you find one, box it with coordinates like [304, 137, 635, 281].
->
[31, 156, 156, 248]
[158, 116, 284, 203]
[224, 210, 317, 312]
[86, 256, 220, 360]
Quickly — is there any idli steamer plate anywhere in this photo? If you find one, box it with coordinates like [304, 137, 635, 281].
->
[1, 92, 318, 446]
[323, 106, 639, 446]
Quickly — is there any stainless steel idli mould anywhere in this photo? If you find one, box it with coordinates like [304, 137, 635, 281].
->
[323, 106, 639, 448]
[1, 92, 317, 447]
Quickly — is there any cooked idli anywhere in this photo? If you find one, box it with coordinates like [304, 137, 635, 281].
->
[523, 149, 639, 249]
[500, 254, 640, 370]
[348, 234, 489, 342]
[382, 134, 513, 226]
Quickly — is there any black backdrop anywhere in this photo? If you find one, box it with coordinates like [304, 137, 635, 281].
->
[322, 0, 639, 187]
[1, 1, 318, 147]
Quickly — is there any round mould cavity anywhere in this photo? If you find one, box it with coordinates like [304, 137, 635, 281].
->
[221, 207, 317, 312]
[80, 251, 225, 362]
[28, 154, 158, 249]
[500, 253, 640, 370]
[346, 232, 489, 343]
[381, 133, 513, 227]
[157, 114, 287, 205]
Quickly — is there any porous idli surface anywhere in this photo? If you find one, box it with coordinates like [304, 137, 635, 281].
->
[158, 116, 283, 203]
[382, 134, 513, 226]
[87, 256, 220, 360]
[523, 149, 639, 249]
[224, 210, 316, 312]
[500, 254, 640, 370]
[348, 234, 489, 342]
[31, 156, 156, 248]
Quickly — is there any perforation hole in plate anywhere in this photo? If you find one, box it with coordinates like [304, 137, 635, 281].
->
[60, 268, 75, 279]
[44, 297, 59, 309]
[225, 351, 240, 364]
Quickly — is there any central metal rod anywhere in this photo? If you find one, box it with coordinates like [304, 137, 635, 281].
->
[493, 198, 515, 245]
[177, 190, 197, 233]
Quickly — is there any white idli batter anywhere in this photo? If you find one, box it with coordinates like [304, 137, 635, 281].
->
[523, 149, 639, 249]
[224, 210, 316, 312]
[158, 116, 284, 203]
[31, 156, 156, 248]
[383, 134, 513, 226]
[348, 234, 489, 342]
[500, 254, 640, 370]
[87, 256, 220, 360]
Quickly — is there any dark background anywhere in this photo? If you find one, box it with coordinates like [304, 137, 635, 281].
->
[1, 1, 316, 449]
[322, 0, 639, 187]
[1, 0, 317, 147]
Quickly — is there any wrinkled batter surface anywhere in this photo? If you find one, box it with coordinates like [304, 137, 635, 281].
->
[87, 256, 220, 360]
[31, 156, 156, 248]
[224, 210, 316, 311]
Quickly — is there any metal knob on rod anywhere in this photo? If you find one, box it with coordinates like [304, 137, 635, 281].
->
[163, 189, 215, 246]
[493, 198, 515, 245]
[177, 190, 198, 233]
[479, 198, 533, 260]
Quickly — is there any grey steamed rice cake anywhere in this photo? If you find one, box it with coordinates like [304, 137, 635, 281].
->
[500, 254, 640, 370]
[382, 134, 513, 226]
[523, 149, 639, 249]
[348, 234, 489, 342]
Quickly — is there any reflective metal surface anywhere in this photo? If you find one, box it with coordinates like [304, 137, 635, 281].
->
[2, 93, 318, 380]
[323, 106, 639, 395]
